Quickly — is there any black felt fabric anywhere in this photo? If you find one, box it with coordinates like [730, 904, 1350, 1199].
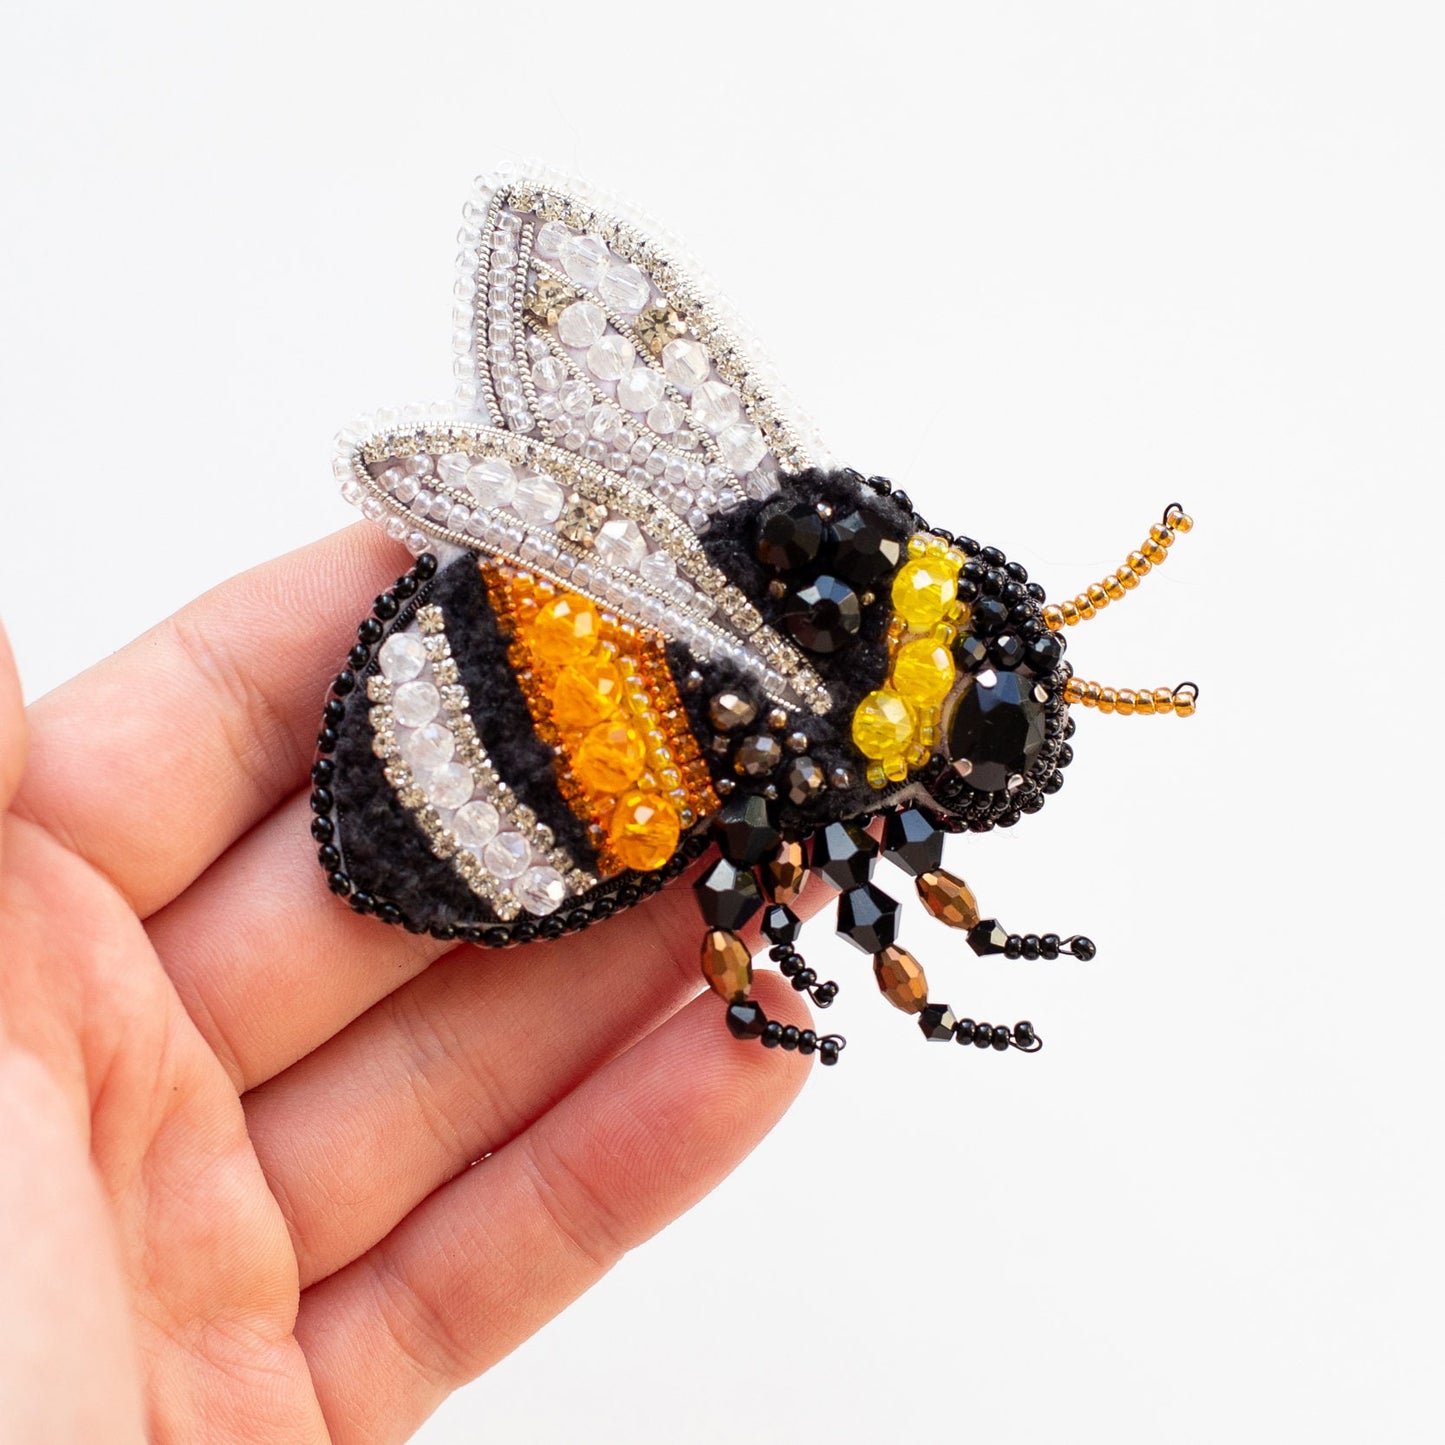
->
[428, 555, 597, 870]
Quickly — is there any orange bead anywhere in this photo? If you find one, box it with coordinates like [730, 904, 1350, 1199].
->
[551, 661, 625, 731]
[873, 945, 929, 1014]
[572, 720, 646, 793]
[701, 930, 753, 1001]
[531, 594, 601, 666]
[609, 791, 681, 871]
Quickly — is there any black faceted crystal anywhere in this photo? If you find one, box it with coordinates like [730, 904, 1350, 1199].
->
[781, 576, 861, 653]
[695, 859, 762, 931]
[945, 670, 1047, 793]
[756, 503, 826, 570]
[762, 903, 801, 945]
[712, 792, 780, 865]
[919, 1003, 959, 1041]
[967, 918, 1010, 956]
[812, 821, 877, 889]
[836, 883, 900, 954]
[726, 1000, 769, 1039]
[882, 807, 945, 877]
[829, 511, 902, 589]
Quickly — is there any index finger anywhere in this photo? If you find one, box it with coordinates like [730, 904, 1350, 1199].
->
[15, 523, 408, 917]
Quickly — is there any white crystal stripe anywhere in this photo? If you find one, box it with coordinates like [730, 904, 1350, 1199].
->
[367, 608, 592, 919]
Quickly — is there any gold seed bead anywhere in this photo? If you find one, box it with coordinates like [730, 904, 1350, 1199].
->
[1060, 600, 1081, 626]
[1128, 550, 1152, 575]
[1149, 523, 1175, 547]
[1044, 604, 1065, 631]
[1171, 511, 1194, 533]
[1135, 689, 1156, 715]
[1116, 689, 1136, 715]
[1098, 688, 1117, 713]
[1153, 687, 1175, 712]
[1142, 539, 1167, 564]
[1086, 582, 1110, 609]
[1077, 595, 1097, 620]
[1083, 681, 1102, 706]
[1173, 685, 1197, 718]
[1064, 677, 1084, 704]
[1116, 565, 1139, 589]
[1102, 575, 1125, 601]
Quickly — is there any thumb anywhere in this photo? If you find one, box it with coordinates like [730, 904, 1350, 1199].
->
[0, 617, 29, 840]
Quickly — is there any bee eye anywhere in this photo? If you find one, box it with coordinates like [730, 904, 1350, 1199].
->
[941, 669, 1050, 794]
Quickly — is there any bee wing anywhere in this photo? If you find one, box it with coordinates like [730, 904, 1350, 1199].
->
[451, 163, 833, 515]
[334, 419, 833, 716]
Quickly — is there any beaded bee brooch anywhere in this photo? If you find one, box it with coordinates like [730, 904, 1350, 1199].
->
[315, 166, 1198, 1066]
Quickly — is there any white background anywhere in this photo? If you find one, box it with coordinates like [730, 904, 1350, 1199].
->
[3, 2, 1441, 1441]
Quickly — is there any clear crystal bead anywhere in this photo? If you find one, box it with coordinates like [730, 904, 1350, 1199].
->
[454, 798, 501, 850]
[647, 399, 684, 435]
[587, 334, 634, 382]
[531, 356, 566, 392]
[599, 262, 650, 313]
[400, 721, 455, 772]
[378, 631, 427, 683]
[513, 472, 565, 524]
[533, 220, 572, 261]
[557, 300, 606, 348]
[559, 233, 609, 288]
[616, 365, 665, 413]
[594, 518, 648, 571]
[426, 761, 475, 810]
[661, 339, 710, 391]
[689, 380, 741, 433]
[393, 680, 441, 728]
[718, 421, 768, 473]
[559, 379, 592, 416]
[466, 458, 516, 508]
[515, 865, 567, 916]
[483, 831, 532, 880]
[639, 550, 677, 586]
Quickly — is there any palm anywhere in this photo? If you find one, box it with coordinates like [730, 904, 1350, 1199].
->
[0, 526, 811, 1443]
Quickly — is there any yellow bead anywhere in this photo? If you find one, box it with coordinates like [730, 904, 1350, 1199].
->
[851, 688, 918, 760]
[551, 662, 625, 731]
[891, 559, 957, 629]
[531, 595, 601, 666]
[572, 720, 646, 793]
[609, 791, 681, 871]
[891, 637, 955, 705]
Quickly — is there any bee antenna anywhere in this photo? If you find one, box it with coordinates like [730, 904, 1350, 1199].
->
[1062, 677, 1199, 717]
[1042, 501, 1195, 630]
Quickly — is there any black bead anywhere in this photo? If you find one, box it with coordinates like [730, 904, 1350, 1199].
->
[429, 923, 456, 941]
[780, 1025, 801, 1050]
[756, 503, 827, 570]
[1005, 561, 1029, 583]
[1057, 743, 1074, 768]
[967, 918, 1010, 956]
[761, 1020, 785, 1048]
[695, 859, 762, 931]
[1026, 633, 1064, 674]
[836, 883, 900, 954]
[762, 903, 801, 945]
[813, 981, 837, 1007]
[323, 697, 346, 725]
[980, 545, 1007, 568]
[1004, 934, 1023, 959]
[955, 534, 981, 556]
[1013, 1020, 1037, 1048]
[866, 474, 893, 495]
[829, 511, 903, 590]
[1001, 581, 1028, 607]
[725, 994, 774, 1046]
[377, 902, 402, 926]
[350, 891, 375, 914]
[974, 1023, 995, 1049]
[991, 1027, 1011, 1051]
[812, 821, 876, 889]
[798, 1030, 818, 1055]
[357, 618, 384, 645]
[792, 968, 817, 991]
[414, 554, 438, 580]
[882, 807, 945, 877]
[310, 815, 334, 843]
[347, 644, 370, 670]
[956, 577, 981, 604]
[1040, 933, 1061, 959]
[317, 844, 340, 871]
[1070, 935, 1097, 962]
[781, 575, 861, 654]
[946, 670, 1047, 794]
[919, 1003, 959, 1041]
[712, 792, 780, 865]
[393, 574, 418, 599]
[1043, 772, 1065, 794]
[1064, 716, 1077, 739]
[373, 592, 399, 620]
[1021, 934, 1041, 960]
[818, 1037, 842, 1065]
[891, 489, 912, 513]
[310, 787, 333, 814]
[989, 633, 1026, 670]
[970, 597, 1009, 635]
[326, 871, 351, 896]
[331, 670, 357, 696]
[954, 634, 990, 671]
[311, 758, 335, 785]
[955, 1017, 977, 1046]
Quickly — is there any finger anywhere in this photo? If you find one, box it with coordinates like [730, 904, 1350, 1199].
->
[244, 867, 828, 1286]
[295, 975, 809, 1445]
[15, 524, 407, 917]
[0, 618, 29, 873]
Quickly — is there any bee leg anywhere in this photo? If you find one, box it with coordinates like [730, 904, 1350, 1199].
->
[881, 805, 1097, 961]
[723, 995, 846, 1066]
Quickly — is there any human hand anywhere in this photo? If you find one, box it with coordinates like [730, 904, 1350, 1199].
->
[0, 526, 814, 1443]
